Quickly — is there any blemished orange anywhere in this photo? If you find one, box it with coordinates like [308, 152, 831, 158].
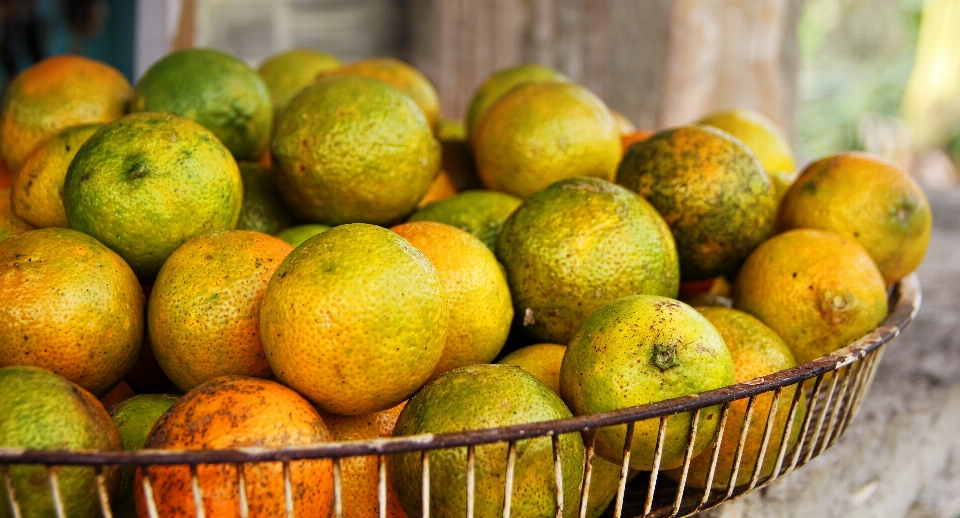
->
[260, 223, 448, 415]
[135, 376, 335, 518]
[321, 402, 408, 518]
[148, 231, 293, 392]
[257, 48, 341, 121]
[390, 221, 513, 377]
[777, 151, 932, 284]
[0, 228, 144, 396]
[0, 55, 131, 172]
[321, 57, 441, 131]
[616, 125, 778, 280]
[733, 229, 889, 364]
[473, 81, 621, 199]
[11, 123, 101, 228]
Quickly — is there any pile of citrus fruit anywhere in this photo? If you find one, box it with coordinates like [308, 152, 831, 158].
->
[0, 48, 931, 518]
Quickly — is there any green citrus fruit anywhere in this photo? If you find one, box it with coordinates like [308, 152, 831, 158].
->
[465, 63, 569, 142]
[407, 190, 522, 252]
[235, 162, 295, 234]
[257, 49, 341, 121]
[274, 224, 331, 247]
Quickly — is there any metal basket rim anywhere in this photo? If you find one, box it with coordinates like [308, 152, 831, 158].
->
[0, 274, 921, 467]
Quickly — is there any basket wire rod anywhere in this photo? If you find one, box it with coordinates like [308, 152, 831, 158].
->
[820, 368, 854, 457]
[141, 467, 160, 518]
[332, 458, 343, 518]
[786, 374, 825, 474]
[189, 464, 206, 518]
[1, 464, 23, 518]
[768, 379, 805, 485]
[747, 387, 783, 491]
[283, 460, 295, 518]
[724, 396, 757, 500]
[378, 455, 388, 518]
[834, 356, 869, 440]
[237, 463, 250, 518]
[670, 407, 702, 517]
[825, 364, 861, 450]
[577, 430, 597, 518]
[502, 440, 517, 518]
[466, 445, 476, 518]
[806, 371, 841, 465]
[553, 434, 564, 518]
[94, 465, 115, 518]
[643, 416, 669, 516]
[45, 466, 66, 518]
[697, 402, 732, 511]
[847, 346, 886, 430]
[421, 451, 430, 518]
[611, 421, 635, 518]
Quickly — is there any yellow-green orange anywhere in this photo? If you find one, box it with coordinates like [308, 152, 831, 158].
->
[391, 222, 513, 377]
[777, 151, 932, 284]
[0, 366, 122, 518]
[474, 81, 621, 198]
[391, 364, 584, 518]
[11, 123, 101, 228]
[109, 394, 178, 518]
[665, 307, 804, 489]
[408, 190, 522, 252]
[497, 177, 679, 344]
[322, 57, 440, 131]
[257, 48, 341, 121]
[417, 170, 458, 208]
[560, 295, 734, 470]
[321, 402, 407, 518]
[235, 162, 295, 234]
[131, 48, 272, 160]
[0, 228, 143, 395]
[465, 63, 569, 142]
[0, 188, 33, 240]
[136, 377, 334, 518]
[63, 113, 243, 280]
[495, 343, 636, 518]
[616, 125, 777, 280]
[498, 343, 566, 394]
[733, 229, 888, 364]
[271, 76, 440, 225]
[148, 231, 293, 392]
[0, 55, 131, 172]
[275, 224, 331, 247]
[698, 109, 796, 175]
[260, 224, 448, 415]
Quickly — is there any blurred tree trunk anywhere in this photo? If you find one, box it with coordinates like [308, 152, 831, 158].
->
[409, 0, 802, 138]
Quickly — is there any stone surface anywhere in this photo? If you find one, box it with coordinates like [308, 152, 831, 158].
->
[700, 187, 960, 518]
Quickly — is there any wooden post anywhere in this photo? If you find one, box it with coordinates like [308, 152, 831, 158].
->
[409, 0, 801, 138]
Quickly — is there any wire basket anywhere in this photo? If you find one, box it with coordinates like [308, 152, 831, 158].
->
[0, 274, 921, 518]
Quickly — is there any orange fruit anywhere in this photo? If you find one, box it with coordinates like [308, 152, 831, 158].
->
[0, 366, 122, 517]
[136, 376, 334, 518]
[777, 151, 932, 284]
[698, 109, 796, 177]
[0, 159, 12, 189]
[322, 57, 441, 131]
[390, 221, 513, 377]
[465, 63, 570, 143]
[390, 364, 584, 517]
[131, 49, 273, 160]
[0, 55, 131, 172]
[320, 402, 407, 518]
[733, 229, 888, 364]
[235, 162, 295, 235]
[271, 76, 440, 226]
[616, 125, 778, 280]
[496, 177, 679, 344]
[260, 223, 448, 415]
[497, 343, 566, 394]
[0, 228, 144, 396]
[11, 123, 101, 228]
[257, 48, 341, 121]
[99, 380, 136, 409]
[274, 224, 331, 247]
[63, 113, 243, 280]
[407, 190, 522, 252]
[0, 187, 33, 240]
[666, 307, 805, 489]
[620, 129, 654, 155]
[473, 81, 621, 198]
[148, 231, 293, 392]
[417, 170, 458, 208]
